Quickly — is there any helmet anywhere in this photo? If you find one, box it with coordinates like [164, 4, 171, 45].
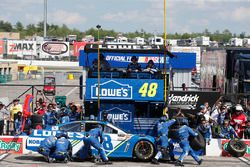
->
[56, 132, 69, 139]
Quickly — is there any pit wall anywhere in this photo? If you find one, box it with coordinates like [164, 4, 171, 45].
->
[1, 136, 249, 157]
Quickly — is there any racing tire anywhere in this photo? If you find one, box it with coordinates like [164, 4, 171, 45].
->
[227, 139, 247, 157]
[133, 140, 155, 161]
[189, 131, 205, 151]
[168, 128, 179, 140]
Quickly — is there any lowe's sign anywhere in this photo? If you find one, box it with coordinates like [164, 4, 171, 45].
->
[91, 80, 132, 100]
[86, 78, 164, 101]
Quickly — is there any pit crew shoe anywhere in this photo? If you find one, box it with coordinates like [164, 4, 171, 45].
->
[48, 157, 54, 163]
[104, 161, 113, 165]
[175, 160, 184, 166]
[170, 156, 177, 162]
[198, 159, 203, 165]
[151, 158, 160, 165]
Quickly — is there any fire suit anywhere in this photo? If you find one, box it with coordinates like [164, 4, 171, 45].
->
[69, 111, 80, 122]
[231, 113, 247, 138]
[177, 125, 201, 163]
[38, 136, 57, 157]
[85, 126, 109, 162]
[154, 119, 176, 160]
[43, 110, 58, 128]
[51, 137, 72, 161]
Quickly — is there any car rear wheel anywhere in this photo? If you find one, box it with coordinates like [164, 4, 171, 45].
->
[133, 140, 154, 161]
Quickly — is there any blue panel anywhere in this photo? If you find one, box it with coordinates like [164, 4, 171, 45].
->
[85, 78, 164, 101]
[79, 51, 196, 69]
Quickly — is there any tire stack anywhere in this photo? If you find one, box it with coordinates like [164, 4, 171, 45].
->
[227, 139, 247, 157]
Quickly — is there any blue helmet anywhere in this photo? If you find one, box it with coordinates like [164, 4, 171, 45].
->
[56, 132, 69, 139]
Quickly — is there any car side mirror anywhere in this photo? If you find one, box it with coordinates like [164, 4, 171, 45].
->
[118, 132, 125, 137]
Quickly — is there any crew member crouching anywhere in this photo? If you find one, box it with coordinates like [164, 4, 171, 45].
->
[85, 124, 112, 164]
[38, 135, 57, 162]
[50, 132, 72, 163]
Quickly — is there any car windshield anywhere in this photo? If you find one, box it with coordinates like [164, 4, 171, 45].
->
[84, 122, 119, 134]
[59, 122, 81, 132]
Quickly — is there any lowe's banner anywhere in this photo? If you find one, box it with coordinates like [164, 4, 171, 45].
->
[99, 104, 135, 131]
[86, 78, 164, 101]
[79, 51, 196, 69]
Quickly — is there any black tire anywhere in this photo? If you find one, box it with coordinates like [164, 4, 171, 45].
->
[189, 130, 205, 151]
[133, 140, 155, 161]
[168, 128, 179, 140]
[227, 139, 247, 157]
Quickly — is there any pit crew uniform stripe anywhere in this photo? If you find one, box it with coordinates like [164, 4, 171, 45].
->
[71, 140, 81, 147]
[106, 137, 131, 156]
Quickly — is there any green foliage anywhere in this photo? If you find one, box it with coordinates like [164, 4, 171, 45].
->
[0, 20, 249, 43]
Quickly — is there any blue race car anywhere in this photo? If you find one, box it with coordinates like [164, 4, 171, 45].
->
[26, 120, 156, 161]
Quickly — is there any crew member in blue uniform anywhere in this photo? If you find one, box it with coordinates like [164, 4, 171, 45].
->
[43, 104, 58, 128]
[38, 135, 57, 162]
[152, 116, 176, 164]
[85, 124, 112, 164]
[69, 105, 80, 122]
[176, 123, 202, 166]
[219, 119, 239, 139]
[50, 133, 72, 163]
[196, 119, 212, 145]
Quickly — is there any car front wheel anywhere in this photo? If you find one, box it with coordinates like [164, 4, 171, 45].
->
[133, 140, 154, 161]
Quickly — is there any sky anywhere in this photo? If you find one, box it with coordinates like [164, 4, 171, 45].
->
[1, 0, 250, 35]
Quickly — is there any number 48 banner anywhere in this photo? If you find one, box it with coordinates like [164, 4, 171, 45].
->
[86, 78, 164, 101]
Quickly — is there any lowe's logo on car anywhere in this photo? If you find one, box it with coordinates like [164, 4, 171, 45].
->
[32, 130, 85, 139]
[91, 80, 132, 99]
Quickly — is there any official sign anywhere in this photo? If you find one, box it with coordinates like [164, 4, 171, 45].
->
[86, 78, 164, 101]
[79, 51, 196, 69]
[7, 40, 36, 56]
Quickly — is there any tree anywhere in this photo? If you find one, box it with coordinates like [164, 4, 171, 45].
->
[0, 20, 13, 32]
[240, 32, 246, 38]
[26, 24, 37, 36]
[15, 21, 24, 31]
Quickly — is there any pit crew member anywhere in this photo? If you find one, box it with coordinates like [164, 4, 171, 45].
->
[152, 116, 176, 164]
[85, 124, 112, 164]
[176, 123, 202, 166]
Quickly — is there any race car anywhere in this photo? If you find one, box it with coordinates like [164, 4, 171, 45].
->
[26, 120, 156, 161]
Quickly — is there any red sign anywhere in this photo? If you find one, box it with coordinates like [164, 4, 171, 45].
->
[0, 137, 23, 154]
[221, 139, 250, 157]
[0, 40, 4, 54]
[73, 42, 87, 56]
